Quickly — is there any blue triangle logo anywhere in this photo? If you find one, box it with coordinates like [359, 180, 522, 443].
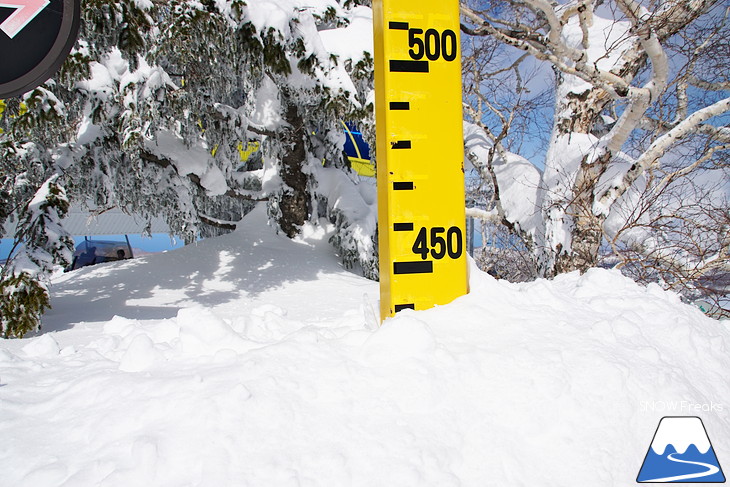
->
[637, 416, 726, 483]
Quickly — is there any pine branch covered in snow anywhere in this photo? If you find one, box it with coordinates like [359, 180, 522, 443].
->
[0, 177, 72, 338]
[0, 272, 50, 339]
[1, 0, 378, 332]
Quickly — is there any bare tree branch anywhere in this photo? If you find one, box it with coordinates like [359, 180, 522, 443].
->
[598, 96, 730, 209]
[688, 76, 730, 91]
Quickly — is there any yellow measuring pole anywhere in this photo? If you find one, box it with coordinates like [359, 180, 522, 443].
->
[373, 0, 468, 321]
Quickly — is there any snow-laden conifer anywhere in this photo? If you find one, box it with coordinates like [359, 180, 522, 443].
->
[1, 0, 376, 333]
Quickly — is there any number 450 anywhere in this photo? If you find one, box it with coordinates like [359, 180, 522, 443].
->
[412, 226, 463, 260]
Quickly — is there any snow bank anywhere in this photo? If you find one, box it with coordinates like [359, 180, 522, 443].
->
[1, 207, 727, 486]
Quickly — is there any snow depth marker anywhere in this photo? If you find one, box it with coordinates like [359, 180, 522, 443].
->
[373, 0, 468, 321]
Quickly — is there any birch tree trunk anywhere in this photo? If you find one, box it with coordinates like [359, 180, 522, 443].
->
[541, 81, 611, 276]
[461, 0, 726, 279]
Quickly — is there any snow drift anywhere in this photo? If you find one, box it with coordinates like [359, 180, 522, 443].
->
[0, 205, 728, 486]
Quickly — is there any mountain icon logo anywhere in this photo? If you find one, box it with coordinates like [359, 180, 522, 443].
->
[637, 416, 726, 483]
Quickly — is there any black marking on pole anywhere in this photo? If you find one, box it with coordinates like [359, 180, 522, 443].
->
[394, 222, 414, 232]
[391, 140, 412, 149]
[394, 261, 433, 274]
[389, 21, 409, 30]
[389, 60, 429, 73]
[392, 182, 414, 191]
[394, 304, 415, 312]
[389, 102, 411, 111]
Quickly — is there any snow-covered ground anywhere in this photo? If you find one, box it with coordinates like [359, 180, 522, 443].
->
[1, 205, 728, 486]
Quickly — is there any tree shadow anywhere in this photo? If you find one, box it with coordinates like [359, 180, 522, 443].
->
[42, 208, 362, 332]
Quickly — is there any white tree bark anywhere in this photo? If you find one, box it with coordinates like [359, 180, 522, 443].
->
[597, 96, 730, 211]
[460, 0, 726, 277]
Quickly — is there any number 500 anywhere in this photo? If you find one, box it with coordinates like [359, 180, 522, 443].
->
[408, 28, 458, 62]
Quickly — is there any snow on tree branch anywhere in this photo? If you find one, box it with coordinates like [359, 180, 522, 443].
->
[598, 96, 730, 212]
[460, 0, 727, 301]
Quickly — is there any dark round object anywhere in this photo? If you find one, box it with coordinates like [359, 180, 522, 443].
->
[0, 0, 81, 98]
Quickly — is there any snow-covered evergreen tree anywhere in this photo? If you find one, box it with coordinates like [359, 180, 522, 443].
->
[0, 0, 376, 336]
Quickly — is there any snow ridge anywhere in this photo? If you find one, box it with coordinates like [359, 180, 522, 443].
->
[1, 207, 728, 486]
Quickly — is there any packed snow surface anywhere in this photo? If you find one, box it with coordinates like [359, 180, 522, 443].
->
[1, 206, 728, 486]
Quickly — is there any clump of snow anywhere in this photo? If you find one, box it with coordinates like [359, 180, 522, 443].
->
[118, 334, 161, 372]
[238, 0, 363, 106]
[463, 122, 543, 237]
[493, 152, 543, 234]
[75, 47, 177, 148]
[21, 334, 60, 358]
[558, 13, 633, 95]
[0, 205, 728, 486]
[543, 132, 599, 190]
[248, 76, 283, 129]
[177, 307, 251, 356]
[314, 165, 377, 269]
[245, 1, 296, 38]
[76, 49, 176, 107]
[23, 87, 66, 118]
[597, 152, 650, 243]
[319, 6, 373, 65]
[146, 129, 228, 196]
[131, 0, 153, 9]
